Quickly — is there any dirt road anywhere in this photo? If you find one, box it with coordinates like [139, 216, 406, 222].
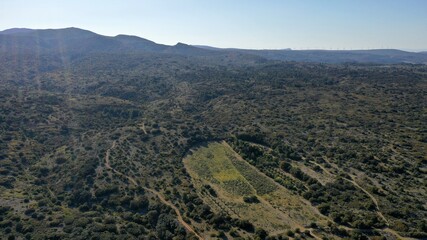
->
[104, 140, 203, 239]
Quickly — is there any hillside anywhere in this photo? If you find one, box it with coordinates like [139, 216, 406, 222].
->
[2, 27, 427, 64]
[194, 46, 427, 64]
[0, 28, 426, 240]
[0, 28, 228, 59]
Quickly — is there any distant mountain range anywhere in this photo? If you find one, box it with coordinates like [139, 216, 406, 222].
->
[0, 27, 218, 57]
[194, 45, 427, 64]
[1, 27, 427, 64]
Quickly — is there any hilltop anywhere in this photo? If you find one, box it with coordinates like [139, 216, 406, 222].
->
[1, 27, 427, 63]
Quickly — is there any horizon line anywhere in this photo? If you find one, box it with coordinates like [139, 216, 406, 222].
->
[1, 27, 426, 53]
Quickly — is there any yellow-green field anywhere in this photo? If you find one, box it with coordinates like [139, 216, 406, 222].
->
[183, 141, 325, 235]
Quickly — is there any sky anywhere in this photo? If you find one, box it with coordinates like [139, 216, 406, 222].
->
[1, 0, 427, 50]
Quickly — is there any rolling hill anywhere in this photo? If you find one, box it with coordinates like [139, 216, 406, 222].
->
[1, 27, 427, 63]
[0, 27, 426, 239]
[194, 45, 427, 64]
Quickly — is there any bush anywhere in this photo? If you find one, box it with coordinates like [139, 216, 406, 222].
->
[255, 228, 268, 239]
[243, 195, 260, 203]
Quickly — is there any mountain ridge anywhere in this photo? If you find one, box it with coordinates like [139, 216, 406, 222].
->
[0, 27, 426, 240]
[0, 27, 214, 58]
[1, 27, 427, 63]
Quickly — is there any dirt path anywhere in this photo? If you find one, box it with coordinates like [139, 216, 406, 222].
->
[308, 229, 323, 240]
[317, 156, 390, 226]
[344, 176, 389, 225]
[141, 186, 203, 240]
[139, 122, 148, 134]
[317, 157, 416, 240]
[310, 161, 334, 176]
[234, 140, 409, 239]
[104, 140, 116, 169]
[103, 140, 203, 239]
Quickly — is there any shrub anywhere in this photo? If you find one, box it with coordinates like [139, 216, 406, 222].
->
[243, 195, 260, 203]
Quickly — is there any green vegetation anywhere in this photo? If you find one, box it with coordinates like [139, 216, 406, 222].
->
[0, 31, 426, 239]
[184, 142, 323, 237]
[185, 142, 255, 196]
[243, 195, 259, 203]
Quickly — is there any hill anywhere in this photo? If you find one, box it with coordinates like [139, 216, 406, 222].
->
[0, 27, 222, 58]
[1, 27, 427, 63]
[0, 27, 426, 239]
[195, 45, 427, 64]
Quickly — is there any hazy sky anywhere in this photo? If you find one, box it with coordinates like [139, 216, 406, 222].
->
[1, 0, 426, 50]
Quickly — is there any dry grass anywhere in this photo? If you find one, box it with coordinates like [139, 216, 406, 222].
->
[184, 141, 325, 234]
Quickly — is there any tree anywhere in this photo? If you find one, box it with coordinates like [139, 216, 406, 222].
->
[255, 227, 268, 239]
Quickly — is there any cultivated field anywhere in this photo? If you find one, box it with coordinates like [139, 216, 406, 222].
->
[183, 141, 325, 236]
